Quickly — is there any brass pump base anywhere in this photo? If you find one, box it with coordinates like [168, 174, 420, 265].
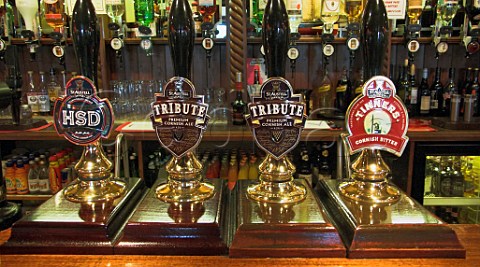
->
[339, 148, 401, 204]
[64, 177, 127, 203]
[247, 154, 306, 204]
[156, 153, 214, 203]
[338, 180, 401, 204]
[63, 142, 127, 203]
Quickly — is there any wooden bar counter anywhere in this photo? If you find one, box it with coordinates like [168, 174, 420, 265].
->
[0, 224, 478, 266]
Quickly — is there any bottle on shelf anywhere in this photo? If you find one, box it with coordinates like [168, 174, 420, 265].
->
[38, 71, 51, 116]
[430, 66, 443, 117]
[286, 0, 302, 33]
[135, 0, 155, 27]
[48, 155, 62, 194]
[296, 143, 313, 186]
[334, 67, 352, 115]
[16, 0, 41, 38]
[227, 154, 238, 190]
[436, 0, 460, 28]
[192, 1, 203, 36]
[47, 68, 61, 114]
[43, 0, 66, 33]
[28, 159, 40, 195]
[467, 68, 479, 116]
[320, 0, 342, 33]
[419, 68, 431, 116]
[248, 153, 258, 180]
[407, 0, 424, 25]
[237, 155, 249, 180]
[106, 0, 125, 24]
[26, 70, 40, 116]
[406, 63, 419, 117]
[443, 67, 457, 116]
[465, 0, 480, 31]
[231, 71, 247, 125]
[14, 160, 29, 195]
[451, 156, 465, 197]
[198, 0, 216, 24]
[420, 0, 436, 37]
[250, 0, 267, 29]
[397, 59, 409, 103]
[311, 68, 333, 118]
[37, 159, 51, 195]
[439, 156, 453, 197]
[353, 67, 364, 97]
[345, 0, 365, 24]
[318, 142, 332, 182]
[4, 160, 16, 194]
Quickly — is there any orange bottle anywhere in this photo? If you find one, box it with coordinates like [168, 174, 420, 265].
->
[15, 160, 29, 195]
[48, 155, 62, 194]
[4, 160, 16, 194]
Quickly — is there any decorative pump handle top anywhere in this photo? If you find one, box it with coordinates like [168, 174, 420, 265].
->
[169, 0, 195, 79]
[262, 0, 290, 78]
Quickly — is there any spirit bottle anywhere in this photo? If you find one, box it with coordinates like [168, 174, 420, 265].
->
[465, 0, 480, 29]
[43, 0, 66, 33]
[231, 72, 247, 125]
[198, 0, 216, 23]
[38, 71, 51, 116]
[311, 68, 333, 118]
[430, 66, 443, 116]
[320, 0, 341, 33]
[16, 0, 40, 37]
[135, 0, 154, 26]
[26, 70, 40, 115]
[437, 0, 460, 27]
[408, 64, 419, 117]
[420, 0, 435, 37]
[250, 0, 267, 27]
[286, 0, 302, 33]
[419, 68, 431, 115]
[345, 0, 364, 24]
[106, 0, 125, 24]
[443, 68, 458, 116]
[335, 67, 352, 114]
[407, 0, 424, 24]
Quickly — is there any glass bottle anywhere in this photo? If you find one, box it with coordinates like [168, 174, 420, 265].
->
[43, 0, 66, 33]
[26, 70, 40, 115]
[198, 0, 216, 23]
[251, 0, 267, 27]
[37, 159, 51, 195]
[106, 0, 125, 24]
[353, 67, 364, 97]
[420, 0, 435, 37]
[296, 143, 313, 186]
[38, 71, 51, 116]
[16, 0, 40, 37]
[443, 67, 457, 116]
[419, 68, 431, 116]
[465, 0, 480, 30]
[345, 0, 364, 24]
[47, 68, 61, 113]
[72, 0, 100, 87]
[192, 1, 203, 37]
[430, 66, 443, 116]
[231, 72, 247, 125]
[437, 0, 460, 27]
[335, 67, 352, 114]
[467, 68, 479, 115]
[135, 0, 154, 26]
[28, 159, 40, 194]
[286, 0, 302, 33]
[320, 0, 342, 33]
[451, 156, 464, 197]
[439, 157, 453, 197]
[407, 0, 424, 25]
[408, 64, 419, 117]
[311, 68, 333, 118]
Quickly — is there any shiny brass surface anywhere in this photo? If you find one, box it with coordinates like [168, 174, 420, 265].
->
[64, 141, 127, 203]
[339, 148, 400, 204]
[247, 154, 306, 203]
[156, 152, 214, 203]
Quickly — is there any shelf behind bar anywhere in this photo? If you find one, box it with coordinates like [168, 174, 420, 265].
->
[423, 196, 480, 206]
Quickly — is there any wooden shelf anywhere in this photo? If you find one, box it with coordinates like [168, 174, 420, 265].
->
[423, 196, 480, 206]
[6, 194, 53, 201]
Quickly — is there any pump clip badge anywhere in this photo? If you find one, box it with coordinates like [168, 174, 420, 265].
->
[246, 77, 307, 159]
[150, 77, 209, 158]
[53, 76, 114, 145]
[346, 76, 409, 156]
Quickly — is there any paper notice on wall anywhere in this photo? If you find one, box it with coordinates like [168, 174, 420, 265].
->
[66, 0, 106, 15]
[383, 0, 406, 20]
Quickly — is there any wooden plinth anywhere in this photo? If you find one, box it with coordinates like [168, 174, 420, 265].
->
[0, 178, 146, 255]
[316, 179, 466, 259]
[229, 180, 346, 258]
[114, 179, 229, 255]
[0, 118, 48, 131]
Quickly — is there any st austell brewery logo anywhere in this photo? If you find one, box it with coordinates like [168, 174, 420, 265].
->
[150, 77, 209, 158]
[345, 76, 409, 156]
[53, 76, 114, 145]
[245, 77, 307, 159]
